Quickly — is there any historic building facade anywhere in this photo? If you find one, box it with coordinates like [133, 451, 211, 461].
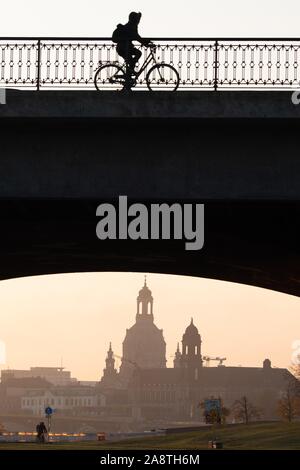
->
[99, 279, 295, 423]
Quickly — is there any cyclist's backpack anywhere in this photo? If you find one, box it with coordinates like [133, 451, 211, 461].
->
[112, 24, 126, 43]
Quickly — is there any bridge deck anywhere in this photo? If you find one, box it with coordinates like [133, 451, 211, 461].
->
[0, 90, 300, 119]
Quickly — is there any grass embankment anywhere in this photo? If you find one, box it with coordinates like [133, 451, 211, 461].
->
[0, 421, 299, 450]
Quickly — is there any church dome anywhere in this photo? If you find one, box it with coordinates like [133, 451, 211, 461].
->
[184, 318, 200, 337]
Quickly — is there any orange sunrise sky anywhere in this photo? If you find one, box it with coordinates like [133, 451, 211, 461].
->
[0, 272, 299, 381]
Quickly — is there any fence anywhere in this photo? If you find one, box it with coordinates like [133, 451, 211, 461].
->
[1, 38, 300, 90]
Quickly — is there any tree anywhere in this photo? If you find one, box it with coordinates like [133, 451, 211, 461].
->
[290, 364, 300, 382]
[277, 372, 300, 422]
[232, 396, 261, 424]
[220, 406, 230, 425]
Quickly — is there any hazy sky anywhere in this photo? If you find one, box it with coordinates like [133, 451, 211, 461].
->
[0, 273, 299, 381]
[1, 1, 300, 37]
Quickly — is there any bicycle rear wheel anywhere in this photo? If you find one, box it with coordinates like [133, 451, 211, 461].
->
[94, 64, 125, 91]
[146, 64, 180, 91]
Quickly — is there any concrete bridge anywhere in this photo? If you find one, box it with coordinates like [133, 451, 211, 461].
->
[0, 89, 299, 296]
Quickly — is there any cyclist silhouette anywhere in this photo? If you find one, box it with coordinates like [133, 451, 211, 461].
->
[95, 15, 179, 92]
[112, 12, 151, 75]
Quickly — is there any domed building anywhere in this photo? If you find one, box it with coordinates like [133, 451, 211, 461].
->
[99, 278, 295, 423]
[180, 318, 203, 372]
[119, 278, 166, 381]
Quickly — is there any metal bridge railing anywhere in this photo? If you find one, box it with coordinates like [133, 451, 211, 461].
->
[1, 38, 300, 90]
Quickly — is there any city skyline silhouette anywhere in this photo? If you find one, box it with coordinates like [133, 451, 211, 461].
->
[0, 272, 299, 381]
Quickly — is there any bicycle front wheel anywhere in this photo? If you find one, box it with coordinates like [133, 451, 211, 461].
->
[94, 64, 125, 91]
[146, 64, 180, 91]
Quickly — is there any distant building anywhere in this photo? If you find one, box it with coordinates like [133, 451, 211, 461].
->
[99, 279, 297, 423]
[1, 367, 76, 386]
[21, 386, 105, 416]
[0, 376, 52, 414]
[78, 381, 98, 387]
[119, 278, 166, 381]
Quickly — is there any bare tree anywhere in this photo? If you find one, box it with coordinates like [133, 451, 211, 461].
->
[0, 421, 5, 434]
[290, 364, 300, 382]
[232, 396, 261, 424]
[277, 372, 300, 422]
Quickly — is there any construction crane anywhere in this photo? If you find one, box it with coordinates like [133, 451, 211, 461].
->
[113, 354, 140, 370]
[203, 356, 227, 367]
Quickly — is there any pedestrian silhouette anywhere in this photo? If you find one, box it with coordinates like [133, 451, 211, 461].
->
[36, 421, 47, 443]
[112, 12, 151, 75]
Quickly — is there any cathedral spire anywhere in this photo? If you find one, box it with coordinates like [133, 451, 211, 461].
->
[101, 342, 118, 386]
[174, 342, 182, 368]
[104, 343, 116, 373]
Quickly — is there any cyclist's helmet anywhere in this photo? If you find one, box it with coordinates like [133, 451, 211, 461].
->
[129, 12, 142, 23]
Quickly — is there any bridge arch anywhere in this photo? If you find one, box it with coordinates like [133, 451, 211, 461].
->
[0, 200, 299, 297]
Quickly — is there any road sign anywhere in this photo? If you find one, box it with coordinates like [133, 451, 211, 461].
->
[204, 399, 221, 414]
[45, 406, 53, 416]
[204, 398, 222, 424]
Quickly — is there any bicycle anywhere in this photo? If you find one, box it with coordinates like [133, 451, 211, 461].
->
[36, 431, 47, 443]
[94, 43, 180, 92]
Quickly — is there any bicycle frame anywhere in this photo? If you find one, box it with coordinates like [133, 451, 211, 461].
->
[95, 49, 157, 75]
[130, 47, 158, 79]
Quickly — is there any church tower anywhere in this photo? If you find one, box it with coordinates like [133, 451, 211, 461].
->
[119, 277, 166, 380]
[173, 343, 182, 368]
[136, 276, 154, 321]
[180, 318, 203, 375]
[101, 343, 118, 387]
